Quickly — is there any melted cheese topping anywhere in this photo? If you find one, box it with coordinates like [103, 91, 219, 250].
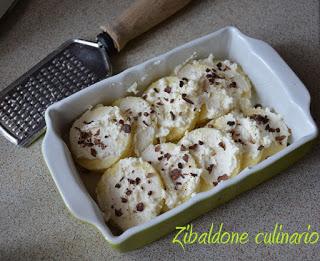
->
[175, 55, 252, 121]
[141, 143, 202, 209]
[113, 97, 157, 156]
[143, 76, 202, 141]
[96, 157, 165, 231]
[179, 128, 240, 188]
[69, 105, 132, 160]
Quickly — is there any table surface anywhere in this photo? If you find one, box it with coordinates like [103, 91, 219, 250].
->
[0, 0, 319, 260]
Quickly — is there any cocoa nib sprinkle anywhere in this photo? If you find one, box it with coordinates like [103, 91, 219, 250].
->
[227, 121, 235, 126]
[179, 81, 184, 87]
[257, 145, 264, 151]
[93, 138, 107, 149]
[254, 104, 262, 108]
[148, 191, 153, 196]
[170, 169, 182, 181]
[180, 144, 187, 151]
[218, 142, 226, 150]
[121, 124, 131, 133]
[229, 82, 237, 88]
[135, 177, 141, 185]
[90, 148, 97, 157]
[265, 124, 281, 133]
[170, 111, 176, 121]
[155, 145, 161, 152]
[164, 153, 171, 160]
[217, 174, 229, 182]
[143, 112, 149, 117]
[153, 88, 159, 93]
[182, 77, 189, 82]
[164, 86, 172, 93]
[142, 120, 149, 126]
[115, 208, 123, 217]
[178, 162, 183, 169]
[121, 197, 128, 203]
[250, 114, 269, 125]
[128, 178, 136, 185]
[198, 140, 204, 145]
[206, 164, 215, 173]
[275, 135, 286, 144]
[115, 183, 121, 189]
[94, 129, 100, 136]
[189, 144, 198, 150]
[181, 94, 194, 104]
[83, 120, 94, 124]
[182, 154, 189, 162]
[126, 189, 132, 196]
[190, 173, 198, 177]
[136, 202, 144, 212]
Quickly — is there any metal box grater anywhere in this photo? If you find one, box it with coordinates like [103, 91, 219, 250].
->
[0, 39, 111, 147]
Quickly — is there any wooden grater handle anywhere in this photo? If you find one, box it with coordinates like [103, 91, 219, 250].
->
[101, 0, 192, 51]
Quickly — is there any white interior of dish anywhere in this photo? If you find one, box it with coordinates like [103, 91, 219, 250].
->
[42, 27, 318, 245]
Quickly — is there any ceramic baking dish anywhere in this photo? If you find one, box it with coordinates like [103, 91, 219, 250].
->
[42, 26, 318, 252]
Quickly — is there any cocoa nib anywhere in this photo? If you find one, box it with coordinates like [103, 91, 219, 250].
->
[164, 86, 172, 93]
[90, 148, 97, 157]
[265, 124, 276, 132]
[188, 144, 198, 150]
[164, 153, 171, 160]
[227, 121, 235, 126]
[93, 138, 107, 149]
[83, 120, 93, 124]
[178, 162, 183, 169]
[179, 81, 184, 87]
[182, 95, 194, 105]
[170, 169, 182, 181]
[198, 140, 204, 145]
[126, 189, 132, 196]
[257, 145, 264, 151]
[142, 120, 149, 126]
[180, 144, 187, 151]
[182, 154, 189, 162]
[136, 202, 144, 212]
[170, 111, 176, 120]
[121, 197, 128, 203]
[128, 178, 136, 185]
[135, 177, 141, 185]
[218, 142, 226, 150]
[121, 124, 131, 133]
[115, 183, 121, 189]
[229, 82, 237, 88]
[275, 135, 286, 143]
[190, 173, 198, 177]
[250, 114, 269, 125]
[155, 145, 161, 152]
[148, 191, 153, 196]
[115, 208, 122, 217]
[217, 174, 229, 182]
[94, 129, 100, 136]
[206, 164, 215, 173]
[254, 104, 262, 108]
